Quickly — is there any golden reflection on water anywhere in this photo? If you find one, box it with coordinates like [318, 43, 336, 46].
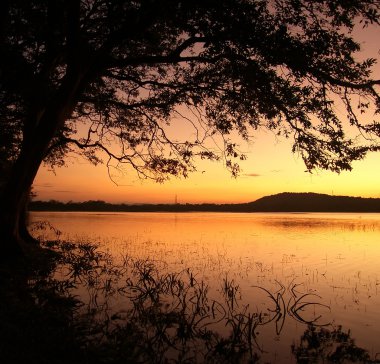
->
[31, 212, 380, 362]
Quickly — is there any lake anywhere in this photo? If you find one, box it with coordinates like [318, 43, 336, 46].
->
[30, 211, 380, 363]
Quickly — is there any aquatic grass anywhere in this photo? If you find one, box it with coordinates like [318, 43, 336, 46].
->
[5, 232, 379, 363]
[29, 239, 276, 362]
[46, 238, 338, 362]
[24, 213, 380, 362]
[13, 222, 359, 362]
[252, 280, 331, 335]
[222, 276, 240, 310]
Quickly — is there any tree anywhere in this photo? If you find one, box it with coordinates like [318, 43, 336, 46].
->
[292, 325, 376, 363]
[1, 0, 379, 255]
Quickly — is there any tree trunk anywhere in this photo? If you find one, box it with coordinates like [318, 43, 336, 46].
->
[0, 70, 86, 258]
[0, 140, 49, 257]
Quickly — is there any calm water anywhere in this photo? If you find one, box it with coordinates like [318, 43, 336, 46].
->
[30, 212, 380, 362]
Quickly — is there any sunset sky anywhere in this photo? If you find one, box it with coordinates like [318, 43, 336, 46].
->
[33, 24, 380, 204]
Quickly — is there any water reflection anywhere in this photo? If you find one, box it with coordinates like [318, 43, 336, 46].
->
[292, 325, 380, 363]
[30, 212, 380, 362]
[25, 238, 379, 363]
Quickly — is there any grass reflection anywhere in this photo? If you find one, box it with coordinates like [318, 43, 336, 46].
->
[1, 230, 379, 363]
[36, 238, 332, 362]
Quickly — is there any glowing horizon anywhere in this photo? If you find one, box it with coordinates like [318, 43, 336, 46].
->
[33, 132, 380, 204]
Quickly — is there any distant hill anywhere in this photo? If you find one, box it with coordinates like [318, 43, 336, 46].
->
[245, 192, 380, 212]
[29, 192, 380, 212]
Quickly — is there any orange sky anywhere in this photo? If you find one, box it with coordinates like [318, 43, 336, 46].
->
[33, 24, 380, 204]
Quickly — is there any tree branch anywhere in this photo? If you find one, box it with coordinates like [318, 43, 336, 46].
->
[169, 36, 207, 57]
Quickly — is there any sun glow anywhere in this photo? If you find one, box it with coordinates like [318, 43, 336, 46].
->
[34, 127, 380, 204]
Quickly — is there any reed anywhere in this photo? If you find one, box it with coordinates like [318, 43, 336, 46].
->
[4, 222, 373, 363]
[28, 239, 336, 363]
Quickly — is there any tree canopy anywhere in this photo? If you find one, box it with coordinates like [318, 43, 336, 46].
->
[0, 0, 380, 250]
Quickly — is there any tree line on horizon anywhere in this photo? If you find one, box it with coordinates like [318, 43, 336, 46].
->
[29, 192, 380, 212]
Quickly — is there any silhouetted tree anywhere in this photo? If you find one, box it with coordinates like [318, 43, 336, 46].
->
[1, 0, 380, 254]
[292, 325, 376, 363]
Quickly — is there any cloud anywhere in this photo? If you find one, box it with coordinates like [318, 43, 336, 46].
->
[270, 170, 282, 173]
[54, 190, 76, 193]
[243, 173, 261, 177]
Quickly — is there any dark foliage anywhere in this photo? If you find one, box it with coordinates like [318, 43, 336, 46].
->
[1, 0, 380, 178]
[292, 325, 380, 363]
